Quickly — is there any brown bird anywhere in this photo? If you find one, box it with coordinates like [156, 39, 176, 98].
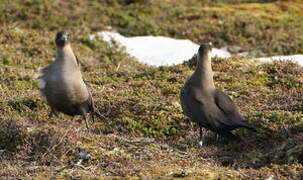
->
[38, 31, 97, 129]
[180, 43, 256, 145]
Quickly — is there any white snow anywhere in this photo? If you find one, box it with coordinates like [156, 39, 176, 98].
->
[90, 31, 231, 66]
[90, 31, 303, 67]
[255, 55, 303, 66]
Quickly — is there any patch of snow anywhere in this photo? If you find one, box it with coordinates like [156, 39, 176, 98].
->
[90, 31, 231, 66]
[256, 55, 303, 66]
[90, 31, 303, 67]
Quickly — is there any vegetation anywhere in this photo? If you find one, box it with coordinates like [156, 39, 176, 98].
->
[0, 0, 302, 178]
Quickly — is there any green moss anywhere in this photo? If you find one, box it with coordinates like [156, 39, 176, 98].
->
[7, 98, 43, 112]
[1, 58, 13, 65]
[12, 80, 35, 90]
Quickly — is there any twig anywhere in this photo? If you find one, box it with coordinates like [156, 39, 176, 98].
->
[106, 170, 123, 176]
[107, 134, 192, 157]
[41, 128, 70, 159]
[125, 138, 155, 144]
[158, 144, 189, 156]
[5, 22, 20, 31]
[55, 164, 88, 173]
[55, 159, 88, 173]
[123, 143, 161, 153]
[116, 62, 121, 71]
[55, 164, 74, 173]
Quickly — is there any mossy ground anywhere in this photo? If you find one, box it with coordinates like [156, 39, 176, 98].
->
[0, 0, 303, 179]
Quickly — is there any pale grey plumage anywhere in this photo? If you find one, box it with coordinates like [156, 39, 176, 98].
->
[38, 31, 96, 129]
[180, 43, 256, 143]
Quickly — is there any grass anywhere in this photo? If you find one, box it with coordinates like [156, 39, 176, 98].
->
[0, 0, 303, 178]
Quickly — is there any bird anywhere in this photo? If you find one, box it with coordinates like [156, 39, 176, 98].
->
[180, 43, 256, 146]
[38, 31, 97, 129]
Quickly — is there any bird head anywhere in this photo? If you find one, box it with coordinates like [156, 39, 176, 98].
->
[198, 42, 212, 59]
[55, 31, 69, 47]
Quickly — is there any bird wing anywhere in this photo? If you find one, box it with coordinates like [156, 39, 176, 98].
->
[214, 89, 239, 115]
[186, 85, 252, 131]
[214, 89, 256, 131]
[37, 65, 52, 96]
[191, 87, 239, 130]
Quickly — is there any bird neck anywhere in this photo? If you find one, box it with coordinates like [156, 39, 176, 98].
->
[56, 44, 78, 65]
[192, 54, 215, 90]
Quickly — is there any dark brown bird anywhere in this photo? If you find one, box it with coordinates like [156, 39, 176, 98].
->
[38, 31, 97, 129]
[180, 43, 256, 145]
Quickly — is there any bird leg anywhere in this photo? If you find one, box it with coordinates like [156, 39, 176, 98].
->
[83, 114, 90, 130]
[198, 126, 203, 147]
[78, 106, 91, 130]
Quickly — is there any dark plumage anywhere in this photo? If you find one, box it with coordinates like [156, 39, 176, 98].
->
[180, 43, 256, 145]
[38, 31, 97, 129]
